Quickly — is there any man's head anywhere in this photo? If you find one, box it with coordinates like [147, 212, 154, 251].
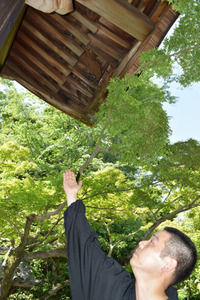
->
[160, 227, 197, 285]
[130, 227, 197, 286]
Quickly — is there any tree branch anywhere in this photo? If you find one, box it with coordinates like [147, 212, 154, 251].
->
[85, 205, 130, 212]
[154, 193, 182, 217]
[76, 110, 113, 181]
[27, 217, 63, 250]
[0, 214, 36, 299]
[141, 195, 200, 240]
[12, 279, 42, 289]
[19, 215, 36, 249]
[31, 185, 139, 222]
[112, 228, 141, 252]
[24, 248, 67, 260]
[32, 201, 68, 221]
[40, 280, 70, 300]
[136, 43, 200, 74]
[2, 246, 13, 267]
[82, 186, 139, 201]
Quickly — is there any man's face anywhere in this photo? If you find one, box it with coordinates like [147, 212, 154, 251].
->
[130, 230, 172, 276]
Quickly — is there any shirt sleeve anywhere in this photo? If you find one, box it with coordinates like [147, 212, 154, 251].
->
[64, 200, 133, 300]
[166, 286, 178, 300]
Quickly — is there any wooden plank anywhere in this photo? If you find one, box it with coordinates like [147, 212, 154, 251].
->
[76, 0, 154, 41]
[51, 13, 90, 46]
[3, 61, 92, 125]
[98, 24, 130, 49]
[151, 2, 168, 23]
[143, 0, 159, 18]
[85, 64, 113, 114]
[0, 0, 24, 48]
[11, 72, 91, 125]
[27, 9, 84, 56]
[0, 4, 25, 68]
[5, 61, 56, 96]
[66, 75, 93, 98]
[136, 0, 146, 9]
[89, 44, 118, 67]
[61, 83, 90, 107]
[7, 55, 58, 93]
[71, 11, 98, 33]
[99, 17, 135, 45]
[69, 66, 97, 89]
[113, 40, 141, 76]
[23, 19, 78, 66]
[88, 33, 122, 61]
[17, 30, 71, 77]
[14, 41, 66, 84]
[78, 51, 102, 81]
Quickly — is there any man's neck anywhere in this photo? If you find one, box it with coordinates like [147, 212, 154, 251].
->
[135, 276, 168, 300]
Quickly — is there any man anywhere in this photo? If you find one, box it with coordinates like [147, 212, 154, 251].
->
[63, 170, 197, 300]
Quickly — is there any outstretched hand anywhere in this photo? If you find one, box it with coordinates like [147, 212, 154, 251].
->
[63, 170, 82, 206]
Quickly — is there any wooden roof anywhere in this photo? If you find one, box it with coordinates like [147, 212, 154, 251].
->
[0, 0, 178, 125]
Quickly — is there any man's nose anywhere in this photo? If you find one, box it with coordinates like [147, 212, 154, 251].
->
[138, 240, 147, 249]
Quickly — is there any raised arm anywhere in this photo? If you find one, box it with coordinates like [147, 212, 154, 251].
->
[63, 169, 82, 206]
[63, 170, 133, 300]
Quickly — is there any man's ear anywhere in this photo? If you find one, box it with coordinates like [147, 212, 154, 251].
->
[161, 256, 177, 272]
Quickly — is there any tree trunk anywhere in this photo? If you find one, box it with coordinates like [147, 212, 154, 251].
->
[0, 254, 22, 299]
[0, 215, 34, 299]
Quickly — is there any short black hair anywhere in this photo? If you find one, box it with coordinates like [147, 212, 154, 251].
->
[161, 227, 197, 285]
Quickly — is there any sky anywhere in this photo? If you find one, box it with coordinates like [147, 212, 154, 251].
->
[163, 81, 200, 143]
[159, 18, 200, 144]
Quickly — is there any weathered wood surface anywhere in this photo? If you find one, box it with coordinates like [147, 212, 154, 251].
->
[76, 0, 154, 41]
[0, 0, 24, 48]
[0, 0, 179, 125]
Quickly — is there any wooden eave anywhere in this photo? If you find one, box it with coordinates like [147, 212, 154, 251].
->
[0, 0, 179, 126]
[0, 0, 25, 67]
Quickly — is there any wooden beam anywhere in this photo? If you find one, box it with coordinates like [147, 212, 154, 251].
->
[17, 30, 71, 77]
[113, 40, 141, 77]
[23, 19, 78, 66]
[28, 9, 84, 57]
[0, 0, 24, 48]
[75, 0, 154, 41]
[50, 13, 90, 46]
[71, 10, 98, 34]
[0, 0, 25, 67]
[7, 55, 58, 93]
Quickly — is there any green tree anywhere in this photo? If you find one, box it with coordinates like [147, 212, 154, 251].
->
[1, 70, 200, 300]
[1, 0, 200, 296]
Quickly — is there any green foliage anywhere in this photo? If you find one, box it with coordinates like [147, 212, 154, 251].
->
[1, 0, 200, 295]
[150, 139, 200, 190]
[96, 74, 171, 165]
[137, 0, 200, 88]
[139, 48, 173, 80]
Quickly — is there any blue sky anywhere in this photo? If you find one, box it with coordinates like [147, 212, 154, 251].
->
[163, 81, 200, 143]
[159, 18, 200, 144]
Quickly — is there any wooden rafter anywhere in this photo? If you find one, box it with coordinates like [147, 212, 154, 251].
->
[76, 0, 155, 41]
[0, 0, 179, 125]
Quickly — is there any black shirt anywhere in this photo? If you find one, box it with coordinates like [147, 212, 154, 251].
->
[64, 200, 178, 300]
